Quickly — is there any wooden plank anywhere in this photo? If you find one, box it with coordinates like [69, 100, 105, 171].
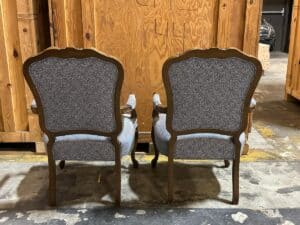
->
[243, 0, 263, 56]
[17, 18, 38, 109]
[17, 0, 51, 110]
[286, 0, 300, 98]
[65, 0, 83, 47]
[292, 2, 300, 96]
[81, 0, 95, 48]
[217, 0, 248, 49]
[286, 3, 297, 93]
[35, 142, 46, 154]
[48, 0, 55, 45]
[0, 0, 28, 131]
[217, 0, 231, 48]
[49, 0, 67, 47]
[183, 0, 219, 49]
[0, 131, 41, 142]
[16, 0, 39, 15]
[51, 0, 262, 140]
[229, 0, 246, 49]
[49, 0, 83, 47]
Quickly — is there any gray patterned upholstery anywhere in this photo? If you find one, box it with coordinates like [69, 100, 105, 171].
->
[52, 116, 137, 161]
[167, 57, 256, 132]
[153, 114, 245, 159]
[28, 57, 119, 133]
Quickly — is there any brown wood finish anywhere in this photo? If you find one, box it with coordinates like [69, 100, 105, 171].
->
[0, 0, 262, 148]
[243, 0, 263, 56]
[152, 48, 262, 204]
[286, 0, 300, 100]
[0, 0, 50, 153]
[17, 0, 51, 109]
[48, 0, 263, 141]
[0, 0, 28, 132]
[23, 47, 137, 206]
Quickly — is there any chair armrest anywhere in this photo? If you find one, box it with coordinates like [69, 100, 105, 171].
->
[31, 100, 38, 114]
[152, 93, 167, 118]
[249, 98, 256, 111]
[121, 94, 137, 119]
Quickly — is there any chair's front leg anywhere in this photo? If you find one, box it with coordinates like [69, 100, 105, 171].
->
[113, 138, 121, 207]
[47, 141, 56, 206]
[151, 126, 160, 168]
[131, 128, 139, 169]
[59, 160, 65, 169]
[232, 136, 241, 205]
[224, 160, 230, 168]
[168, 137, 176, 203]
[232, 158, 240, 204]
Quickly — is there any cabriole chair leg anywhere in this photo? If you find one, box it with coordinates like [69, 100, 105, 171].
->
[48, 159, 56, 206]
[151, 127, 159, 168]
[59, 160, 65, 169]
[131, 129, 139, 169]
[115, 147, 121, 207]
[151, 152, 159, 169]
[232, 159, 240, 204]
[224, 160, 230, 168]
[168, 156, 174, 203]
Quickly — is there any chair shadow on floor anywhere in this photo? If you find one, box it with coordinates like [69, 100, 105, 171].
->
[1, 161, 230, 210]
[12, 163, 116, 210]
[127, 162, 230, 206]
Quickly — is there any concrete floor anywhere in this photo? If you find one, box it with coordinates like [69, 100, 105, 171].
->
[0, 52, 299, 224]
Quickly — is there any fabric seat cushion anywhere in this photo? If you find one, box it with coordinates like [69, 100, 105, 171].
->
[153, 114, 245, 160]
[52, 116, 137, 161]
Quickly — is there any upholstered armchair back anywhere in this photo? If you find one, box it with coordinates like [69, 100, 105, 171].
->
[24, 48, 123, 135]
[163, 49, 262, 134]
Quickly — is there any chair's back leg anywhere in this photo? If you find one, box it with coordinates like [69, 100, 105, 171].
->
[224, 160, 230, 168]
[151, 126, 160, 168]
[59, 160, 65, 169]
[131, 128, 139, 169]
[47, 142, 56, 206]
[114, 140, 121, 207]
[168, 156, 174, 203]
[232, 159, 240, 204]
[168, 138, 176, 203]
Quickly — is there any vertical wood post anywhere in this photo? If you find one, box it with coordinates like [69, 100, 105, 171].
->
[243, 0, 263, 57]
[0, 0, 28, 131]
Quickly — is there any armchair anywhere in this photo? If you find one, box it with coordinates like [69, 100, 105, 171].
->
[151, 48, 262, 204]
[23, 47, 138, 206]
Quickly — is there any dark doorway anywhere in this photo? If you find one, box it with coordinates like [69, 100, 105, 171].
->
[262, 0, 293, 52]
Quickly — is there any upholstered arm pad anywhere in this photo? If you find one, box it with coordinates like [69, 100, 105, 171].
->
[31, 100, 38, 114]
[250, 98, 256, 110]
[121, 94, 137, 119]
[152, 93, 167, 118]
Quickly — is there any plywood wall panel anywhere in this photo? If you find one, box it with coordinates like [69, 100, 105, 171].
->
[0, 0, 28, 131]
[243, 0, 263, 56]
[50, 0, 262, 139]
[286, 0, 300, 99]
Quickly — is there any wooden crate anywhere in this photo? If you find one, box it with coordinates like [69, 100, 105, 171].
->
[0, 0, 263, 151]
[286, 0, 300, 100]
[258, 43, 271, 71]
[0, 0, 50, 153]
[48, 0, 262, 142]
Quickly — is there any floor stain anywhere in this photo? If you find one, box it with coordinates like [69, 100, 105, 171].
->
[277, 186, 300, 194]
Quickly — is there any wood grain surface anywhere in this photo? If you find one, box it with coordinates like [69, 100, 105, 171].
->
[49, 0, 262, 141]
[286, 0, 300, 100]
